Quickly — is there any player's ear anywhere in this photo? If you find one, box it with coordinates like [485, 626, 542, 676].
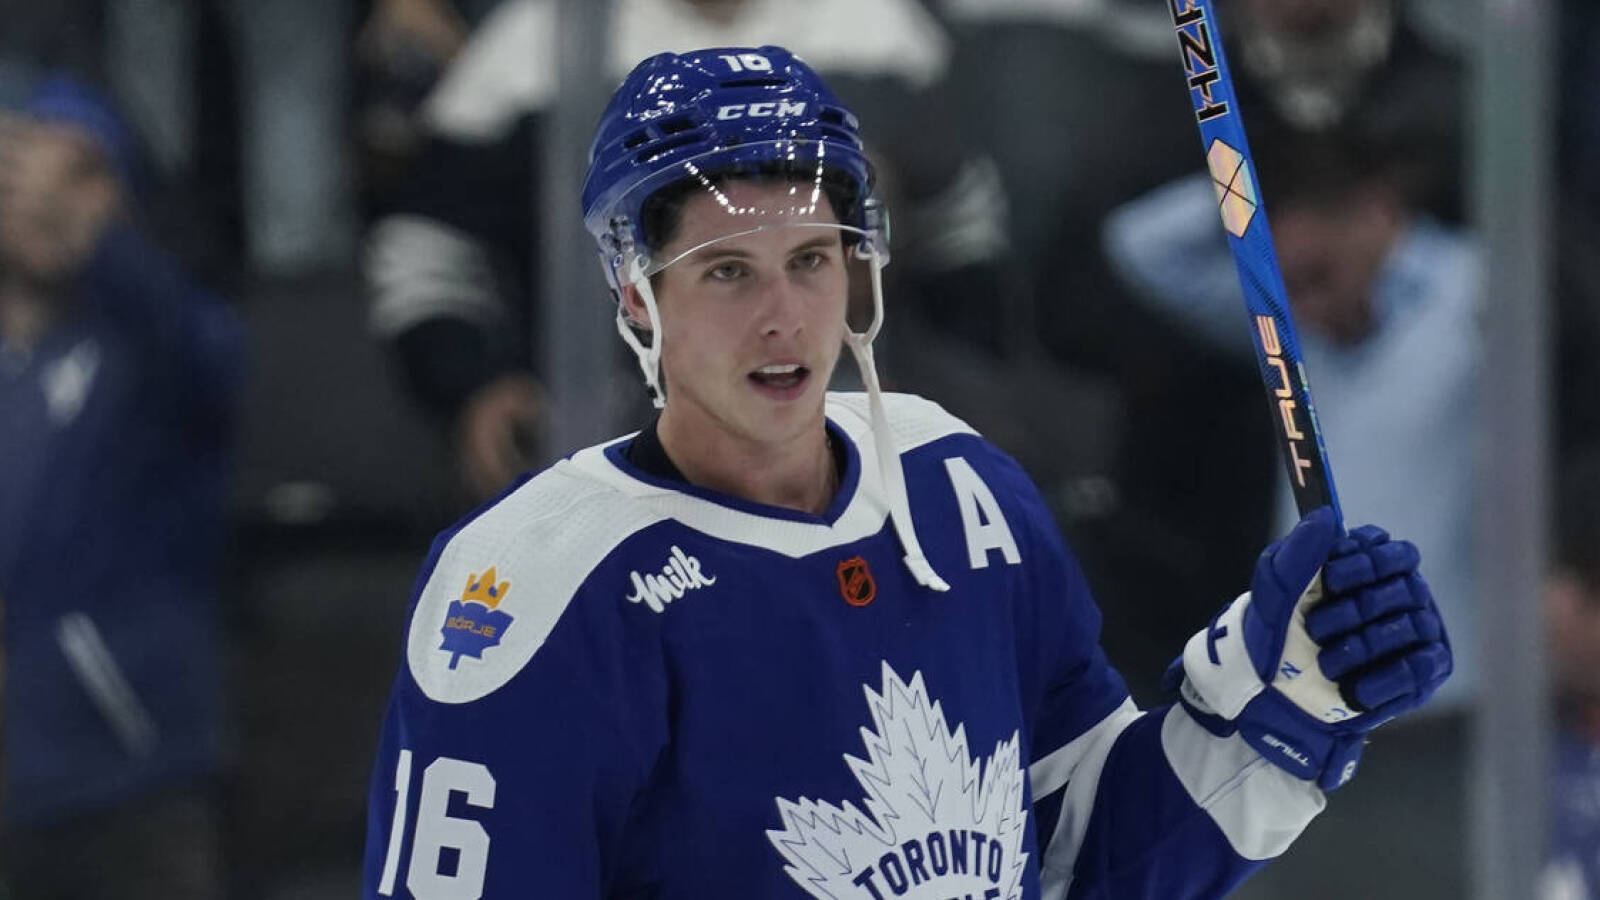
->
[618, 283, 654, 331]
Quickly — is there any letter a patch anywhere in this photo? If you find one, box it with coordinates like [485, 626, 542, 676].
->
[943, 457, 1022, 570]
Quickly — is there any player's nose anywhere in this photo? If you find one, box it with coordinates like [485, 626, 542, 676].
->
[756, 272, 809, 338]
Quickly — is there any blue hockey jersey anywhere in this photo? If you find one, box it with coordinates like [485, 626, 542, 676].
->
[364, 393, 1324, 898]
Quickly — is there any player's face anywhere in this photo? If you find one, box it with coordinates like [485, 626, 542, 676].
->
[640, 179, 849, 449]
[1273, 190, 1398, 346]
[1546, 572, 1600, 702]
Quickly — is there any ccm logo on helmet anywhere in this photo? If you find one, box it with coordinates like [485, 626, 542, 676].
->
[716, 101, 807, 120]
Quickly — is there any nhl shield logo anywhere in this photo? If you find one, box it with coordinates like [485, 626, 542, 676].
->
[836, 556, 875, 607]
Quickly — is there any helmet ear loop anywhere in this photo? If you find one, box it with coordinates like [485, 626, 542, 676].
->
[616, 255, 667, 409]
[845, 236, 886, 345]
[841, 236, 948, 593]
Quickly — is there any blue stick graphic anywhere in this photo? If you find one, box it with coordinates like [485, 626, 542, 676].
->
[1168, 0, 1345, 525]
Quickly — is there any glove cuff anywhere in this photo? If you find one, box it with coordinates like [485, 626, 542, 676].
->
[1236, 691, 1364, 790]
[1169, 672, 1359, 788]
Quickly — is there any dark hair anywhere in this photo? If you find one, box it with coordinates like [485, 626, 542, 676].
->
[638, 166, 861, 252]
[1249, 121, 1424, 212]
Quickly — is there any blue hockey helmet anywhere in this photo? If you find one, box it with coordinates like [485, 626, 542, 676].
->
[581, 46, 885, 293]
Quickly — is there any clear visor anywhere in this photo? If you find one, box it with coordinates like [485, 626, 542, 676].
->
[626, 221, 884, 338]
[605, 140, 886, 277]
[609, 145, 886, 334]
[642, 220, 874, 281]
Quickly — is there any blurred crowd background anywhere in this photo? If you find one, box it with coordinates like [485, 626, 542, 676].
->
[0, 0, 1595, 897]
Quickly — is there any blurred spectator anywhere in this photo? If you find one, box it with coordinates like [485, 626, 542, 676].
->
[353, 0, 509, 187]
[1542, 450, 1600, 900]
[354, 0, 475, 207]
[0, 75, 240, 897]
[1231, 0, 1400, 129]
[364, 0, 1017, 502]
[1229, 0, 1463, 222]
[1104, 125, 1480, 709]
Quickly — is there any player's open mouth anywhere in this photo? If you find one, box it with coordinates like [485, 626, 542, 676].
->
[749, 363, 810, 394]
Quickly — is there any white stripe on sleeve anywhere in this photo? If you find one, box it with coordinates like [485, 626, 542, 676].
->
[1159, 704, 1326, 861]
[1029, 698, 1140, 802]
[1035, 700, 1142, 899]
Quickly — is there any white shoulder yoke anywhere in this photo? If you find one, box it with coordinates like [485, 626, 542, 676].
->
[406, 458, 666, 704]
[826, 390, 979, 453]
[408, 393, 978, 703]
[562, 392, 977, 561]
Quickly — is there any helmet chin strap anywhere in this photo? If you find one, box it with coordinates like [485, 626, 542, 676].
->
[617, 257, 666, 409]
[844, 245, 949, 593]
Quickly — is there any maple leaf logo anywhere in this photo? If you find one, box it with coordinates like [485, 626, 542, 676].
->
[438, 568, 515, 669]
[768, 664, 1029, 899]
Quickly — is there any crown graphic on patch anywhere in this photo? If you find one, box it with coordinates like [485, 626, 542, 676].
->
[441, 566, 517, 669]
[461, 568, 510, 609]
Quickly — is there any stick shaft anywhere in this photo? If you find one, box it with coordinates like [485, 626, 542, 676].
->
[1167, 0, 1344, 524]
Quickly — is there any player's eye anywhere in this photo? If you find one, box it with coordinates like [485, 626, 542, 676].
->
[791, 249, 831, 271]
[704, 260, 749, 282]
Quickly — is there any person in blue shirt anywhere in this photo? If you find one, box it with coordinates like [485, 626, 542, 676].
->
[364, 46, 1451, 898]
[0, 75, 240, 897]
[1103, 125, 1480, 713]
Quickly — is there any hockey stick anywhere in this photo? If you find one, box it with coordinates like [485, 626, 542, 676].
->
[1167, 0, 1344, 524]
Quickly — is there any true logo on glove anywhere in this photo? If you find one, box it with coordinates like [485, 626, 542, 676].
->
[1260, 733, 1312, 771]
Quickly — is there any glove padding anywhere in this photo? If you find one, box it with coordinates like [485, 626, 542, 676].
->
[1164, 507, 1452, 790]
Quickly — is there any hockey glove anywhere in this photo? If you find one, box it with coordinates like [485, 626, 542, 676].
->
[1163, 506, 1452, 790]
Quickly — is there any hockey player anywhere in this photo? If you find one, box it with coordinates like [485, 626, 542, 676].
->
[363, 47, 1451, 898]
